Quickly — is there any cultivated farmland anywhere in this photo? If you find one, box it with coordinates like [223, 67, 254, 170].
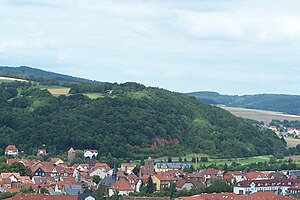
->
[219, 106, 300, 124]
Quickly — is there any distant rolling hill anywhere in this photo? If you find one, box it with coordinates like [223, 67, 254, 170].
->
[187, 91, 300, 116]
[0, 66, 98, 83]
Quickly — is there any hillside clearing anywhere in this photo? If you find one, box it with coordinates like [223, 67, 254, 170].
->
[84, 93, 105, 99]
[220, 106, 300, 124]
[47, 88, 70, 95]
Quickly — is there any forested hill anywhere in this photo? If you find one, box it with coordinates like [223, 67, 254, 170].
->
[0, 66, 97, 83]
[187, 91, 300, 115]
[0, 75, 286, 160]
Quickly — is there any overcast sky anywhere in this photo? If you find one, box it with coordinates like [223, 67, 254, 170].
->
[1, 0, 300, 94]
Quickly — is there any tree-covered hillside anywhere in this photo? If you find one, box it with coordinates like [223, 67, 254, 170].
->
[187, 91, 300, 115]
[0, 66, 98, 83]
[0, 80, 286, 160]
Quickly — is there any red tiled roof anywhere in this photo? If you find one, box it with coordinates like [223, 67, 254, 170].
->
[2, 178, 11, 184]
[4, 188, 19, 193]
[110, 178, 134, 191]
[202, 168, 223, 175]
[6, 194, 77, 200]
[5, 145, 18, 152]
[154, 173, 177, 181]
[178, 192, 296, 200]
[68, 147, 76, 153]
[244, 171, 267, 180]
[1, 173, 20, 179]
[50, 158, 62, 163]
[176, 179, 187, 188]
[94, 163, 111, 171]
[6, 158, 19, 165]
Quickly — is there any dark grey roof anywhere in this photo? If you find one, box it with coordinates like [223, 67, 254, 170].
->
[100, 176, 117, 187]
[78, 193, 98, 200]
[64, 184, 83, 195]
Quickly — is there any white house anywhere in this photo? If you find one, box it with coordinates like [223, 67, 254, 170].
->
[90, 168, 108, 179]
[84, 150, 98, 159]
[234, 179, 300, 195]
[5, 145, 18, 157]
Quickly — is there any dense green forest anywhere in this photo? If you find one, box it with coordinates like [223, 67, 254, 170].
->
[0, 67, 286, 160]
[187, 91, 300, 115]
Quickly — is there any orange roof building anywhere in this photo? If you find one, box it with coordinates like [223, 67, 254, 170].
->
[109, 178, 134, 197]
[5, 145, 18, 156]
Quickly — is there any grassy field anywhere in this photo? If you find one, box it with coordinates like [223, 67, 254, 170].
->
[154, 153, 272, 168]
[219, 106, 300, 124]
[0, 76, 28, 82]
[84, 93, 105, 99]
[46, 87, 71, 95]
[284, 137, 300, 148]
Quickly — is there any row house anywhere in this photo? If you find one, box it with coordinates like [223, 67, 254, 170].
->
[178, 191, 297, 200]
[233, 179, 300, 195]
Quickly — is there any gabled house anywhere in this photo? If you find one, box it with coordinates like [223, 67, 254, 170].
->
[32, 167, 46, 177]
[37, 149, 47, 157]
[0, 178, 12, 189]
[51, 158, 64, 166]
[224, 171, 245, 185]
[202, 168, 223, 183]
[244, 171, 269, 180]
[152, 173, 177, 191]
[176, 178, 205, 191]
[94, 163, 111, 172]
[78, 193, 99, 200]
[109, 178, 134, 197]
[84, 150, 98, 159]
[100, 171, 117, 196]
[120, 163, 136, 174]
[90, 168, 108, 179]
[5, 145, 18, 157]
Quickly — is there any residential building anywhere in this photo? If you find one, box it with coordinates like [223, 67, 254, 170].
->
[233, 179, 300, 195]
[109, 178, 134, 197]
[155, 163, 191, 173]
[121, 163, 136, 174]
[84, 150, 98, 159]
[5, 145, 18, 157]
[177, 192, 297, 200]
[37, 149, 47, 156]
[152, 173, 177, 191]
